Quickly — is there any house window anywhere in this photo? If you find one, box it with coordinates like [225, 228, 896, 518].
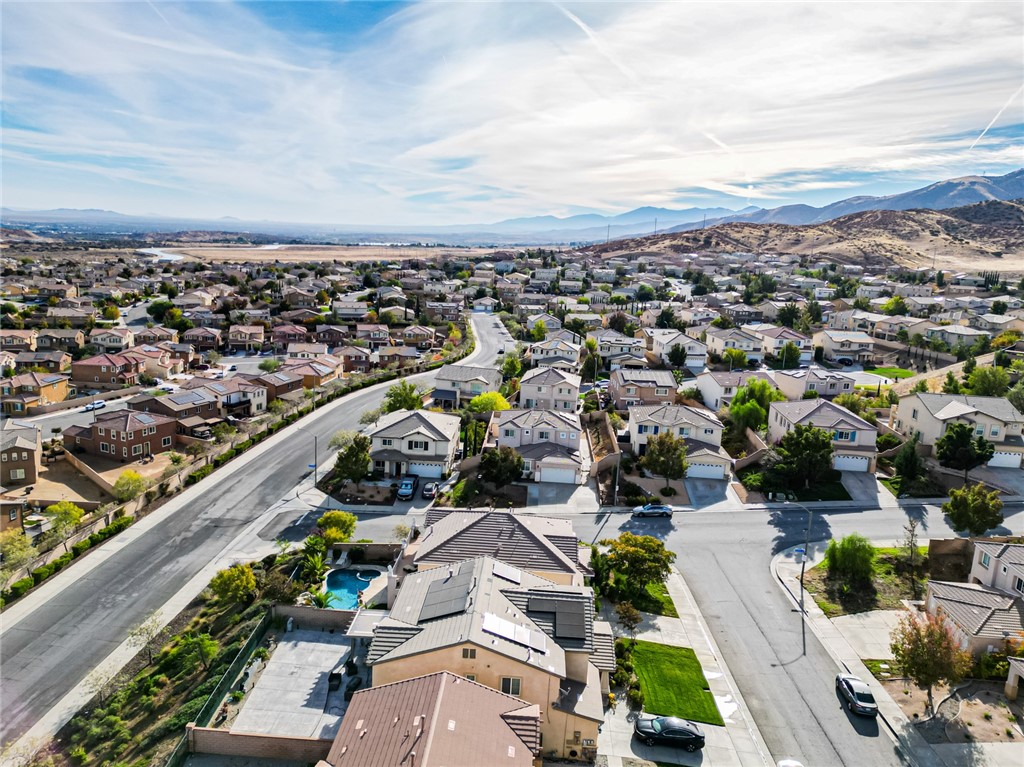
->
[10, 468, 25, 480]
[500, 677, 521, 696]
[704, 428, 714, 435]
[625, 387, 636, 395]
[122, 446, 128, 458]
[990, 426, 1000, 437]
[980, 552, 991, 568]
[381, 439, 393, 447]
[100, 443, 110, 454]
[132, 444, 143, 456]
[0, 454, 5, 462]
[655, 388, 668, 396]
[465, 674, 476, 681]
[569, 432, 577, 439]
[162, 436, 172, 447]
[538, 431, 550, 441]
[503, 429, 515, 438]
[1016, 576, 1024, 594]
[911, 409, 918, 420]
[975, 427, 985, 437]
[462, 648, 476, 659]
[835, 431, 852, 441]
[408, 440, 428, 451]
[9, 509, 16, 521]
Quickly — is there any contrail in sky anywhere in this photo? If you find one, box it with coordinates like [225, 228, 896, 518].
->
[969, 83, 1023, 150]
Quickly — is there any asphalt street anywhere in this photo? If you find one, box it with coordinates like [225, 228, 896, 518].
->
[0, 313, 504, 747]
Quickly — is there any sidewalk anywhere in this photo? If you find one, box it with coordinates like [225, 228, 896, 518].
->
[597, 569, 771, 767]
[772, 545, 944, 767]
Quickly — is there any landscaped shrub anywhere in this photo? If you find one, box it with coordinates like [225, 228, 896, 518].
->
[626, 687, 645, 709]
[32, 564, 55, 584]
[52, 552, 73, 571]
[9, 577, 34, 599]
[186, 465, 214, 485]
[662, 487, 677, 497]
[72, 539, 91, 557]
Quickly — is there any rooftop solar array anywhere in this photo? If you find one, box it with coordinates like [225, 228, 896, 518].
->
[418, 565, 474, 622]
[135, 414, 155, 425]
[482, 612, 548, 654]
[528, 597, 587, 640]
[492, 561, 522, 584]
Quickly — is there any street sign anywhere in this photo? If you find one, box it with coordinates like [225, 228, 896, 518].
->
[308, 464, 317, 469]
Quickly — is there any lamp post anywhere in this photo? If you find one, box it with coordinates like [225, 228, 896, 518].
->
[786, 500, 815, 656]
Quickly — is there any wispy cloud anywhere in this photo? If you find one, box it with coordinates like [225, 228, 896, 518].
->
[1, 1, 1021, 223]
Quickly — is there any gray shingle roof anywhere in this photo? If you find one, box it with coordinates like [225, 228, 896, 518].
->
[929, 581, 1024, 639]
[973, 542, 1024, 567]
[370, 409, 460, 442]
[769, 398, 874, 431]
[914, 393, 1024, 424]
[630, 404, 722, 430]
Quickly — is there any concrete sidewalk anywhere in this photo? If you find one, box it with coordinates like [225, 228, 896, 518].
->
[597, 569, 771, 767]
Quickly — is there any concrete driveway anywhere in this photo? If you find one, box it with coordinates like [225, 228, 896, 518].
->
[839, 471, 886, 504]
[972, 466, 1024, 496]
[684, 478, 732, 508]
[831, 609, 903, 661]
[526, 482, 600, 513]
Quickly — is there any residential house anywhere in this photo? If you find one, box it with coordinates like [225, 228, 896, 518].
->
[891, 393, 1024, 468]
[181, 377, 268, 418]
[719, 303, 764, 325]
[767, 399, 877, 472]
[71, 353, 143, 390]
[473, 296, 499, 313]
[355, 324, 391, 350]
[645, 329, 707, 372]
[182, 326, 223, 351]
[36, 329, 85, 354]
[970, 542, 1024, 597]
[123, 345, 183, 379]
[89, 327, 134, 354]
[743, 324, 812, 364]
[0, 329, 38, 353]
[134, 326, 179, 346]
[628, 404, 731, 478]
[286, 342, 328, 359]
[227, 325, 266, 352]
[773, 367, 856, 401]
[241, 369, 305, 402]
[367, 409, 461, 478]
[425, 302, 463, 323]
[400, 325, 437, 349]
[64, 409, 178, 460]
[705, 327, 763, 364]
[925, 580, 1024, 657]
[282, 355, 343, 389]
[490, 409, 587, 484]
[528, 338, 583, 373]
[315, 325, 349, 349]
[694, 370, 774, 411]
[335, 345, 372, 374]
[378, 346, 421, 369]
[281, 287, 318, 309]
[608, 369, 677, 409]
[812, 330, 875, 364]
[408, 508, 592, 589]
[332, 300, 371, 322]
[128, 388, 221, 429]
[14, 351, 71, 373]
[518, 368, 581, 412]
[367, 556, 605, 761]
[272, 324, 309, 349]
[45, 307, 95, 327]
[1, 372, 71, 416]
[432, 364, 503, 409]
[587, 329, 645, 365]
[37, 282, 78, 299]
[325, 671, 541, 767]
[564, 313, 602, 331]
[526, 313, 562, 333]
[828, 309, 887, 335]
[0, 420, 42, 489]
[926, 325, 991, 349]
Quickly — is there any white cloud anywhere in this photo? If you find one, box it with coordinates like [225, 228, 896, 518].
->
[1, 1, 1021, 223]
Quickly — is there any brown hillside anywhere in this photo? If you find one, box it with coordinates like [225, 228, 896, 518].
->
[586, 199, 1024, 274]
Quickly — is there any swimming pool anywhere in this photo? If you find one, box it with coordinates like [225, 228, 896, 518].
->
[324, 568, 378, 610]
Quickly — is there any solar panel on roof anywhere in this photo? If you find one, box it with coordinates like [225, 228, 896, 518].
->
[482, 612, 548, 653]
[493, 562, 522, 584]
[527, 597, 558, 613]
[135, 414, 155, 424]
[418, 567, 474, 622]
[553, 601, 588, 640]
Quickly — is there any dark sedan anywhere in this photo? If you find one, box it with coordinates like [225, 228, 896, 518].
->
[633, 714, 705, 751]
[836, 673, 879, 717]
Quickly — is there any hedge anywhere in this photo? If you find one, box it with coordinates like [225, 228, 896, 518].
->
[186, 465, 214, 485]
[8, 578, 34, 599]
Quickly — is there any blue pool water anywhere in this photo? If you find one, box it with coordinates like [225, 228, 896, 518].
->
[324, 568, 377, 610]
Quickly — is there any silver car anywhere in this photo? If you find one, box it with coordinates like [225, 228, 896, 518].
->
[836, 673, 878, 717]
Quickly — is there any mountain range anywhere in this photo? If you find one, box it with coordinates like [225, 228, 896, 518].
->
[1, 169, 1021, 245]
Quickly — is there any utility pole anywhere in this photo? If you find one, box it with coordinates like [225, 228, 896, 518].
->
[606, 224, 610, 244]
[654, 217, 658, 237]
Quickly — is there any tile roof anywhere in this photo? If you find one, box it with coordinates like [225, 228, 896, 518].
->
[370, 409, 460, 442]
[498, 409, 582, 432]
[973, 542, 1024, 567]
[769, 398, 874, 431]
[929, 581, 1024, 639]
[630, 403, 722, 430]
[519, 367, 581, 388]
[914, 393, 1024, 424]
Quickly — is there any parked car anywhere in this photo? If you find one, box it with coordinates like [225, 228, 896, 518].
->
[396, 475, 420, 501]
[83, 400, 107, 412]
[835, 673, 878, 717]
[194, 363, 211, 371]
[159, 385, 175, 393]
[422, 482, 438, 500]
[631, 503, 673, 518]
[836, 357, 854, 367]
[633, 714, 705, 751]
[228, 364, 238, 371]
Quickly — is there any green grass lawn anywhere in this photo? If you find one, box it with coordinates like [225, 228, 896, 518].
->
[793, 481, 852, 502]
[631, 582, 679, 618]
[631, 641, 724, 726]
[865, 367, 915, 379]
[880, 475, 948, 499]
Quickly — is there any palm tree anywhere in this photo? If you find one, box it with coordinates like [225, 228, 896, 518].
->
[308, 589, 338, 609]
[584, 337, 600, 382]
[302, 552, 328, 584]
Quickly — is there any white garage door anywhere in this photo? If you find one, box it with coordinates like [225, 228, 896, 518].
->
[409, 462, 444, 479]
[833, 455, 869, 472]
[989, 452, 1022, 468]
[538, 467, 578, 484]
[688, 463, 725, 479]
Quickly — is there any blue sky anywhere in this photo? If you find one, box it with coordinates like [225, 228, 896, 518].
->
[2, 1, 1022, 225]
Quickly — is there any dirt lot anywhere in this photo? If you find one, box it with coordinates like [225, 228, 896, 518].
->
[881, 679, 1023, 744]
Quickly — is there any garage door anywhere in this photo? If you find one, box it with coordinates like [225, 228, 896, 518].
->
[408, 462, 444, 478]
[989, 452, 1022, 468]
[688, 463, 725, 479]
[833, 455, 869, 472]
[538, 467, 578, 484]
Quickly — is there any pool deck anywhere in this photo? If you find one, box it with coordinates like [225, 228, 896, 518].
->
[230, 629, 351, 739]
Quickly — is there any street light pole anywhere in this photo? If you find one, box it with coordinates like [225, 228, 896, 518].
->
[787, 500, 814, 656]
[313, 434, 319, 485]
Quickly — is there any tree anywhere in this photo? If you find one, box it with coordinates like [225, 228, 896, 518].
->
[127, 611, 163, 665]
[530, 320, 547, 342]
[732, 379, 785, 413]
[146, 300, 174, 322]
[584, 337, 600, 381]
[991, 300, 1007, 315]
[308, 589, 338, 609]
[501, 354, 521, 379]
[1007, 381, 1024, 414]
[823, 533, 874, 583]
[302, 549, 329, 583]
[892, 436, 923, 492]
[722, 347, 747, 370]
[101, 305, 121, 321]
[44, 500, 85, 552]
[207, 350, 222, 366]
[178, 633, 219, 672]
[935, 422, 994, 484]
[334, 434, 371, 488]
[615, 601, 642, 644]
[777, 341, 802, 369]
[882, 296, 908, 316]
[942, 483, 1004, 536]
[209, 563, 257, 604]
[258, 358, 281, 373]
[729, 399, 767, 432]
[941, 371, 962, 394]
[774, 425, 834, 489]
[667, 343, 687, 369]
[479, 446, 525, 486]
[641, 431, 689, 491]
[890, 610, 972, 713]
[382, 380, 423, 412]
[599, 533, 676, 596]
[967, 365, 1010, 397]
[777, 302, 801, 328]
[465, 391, 510, 414]
[318, 510, 357, 545]
[358, 406, 383, 425]
[0, 529, 37, 583]
[329, 429, 358, 451]
[112, 470, 146, 502]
